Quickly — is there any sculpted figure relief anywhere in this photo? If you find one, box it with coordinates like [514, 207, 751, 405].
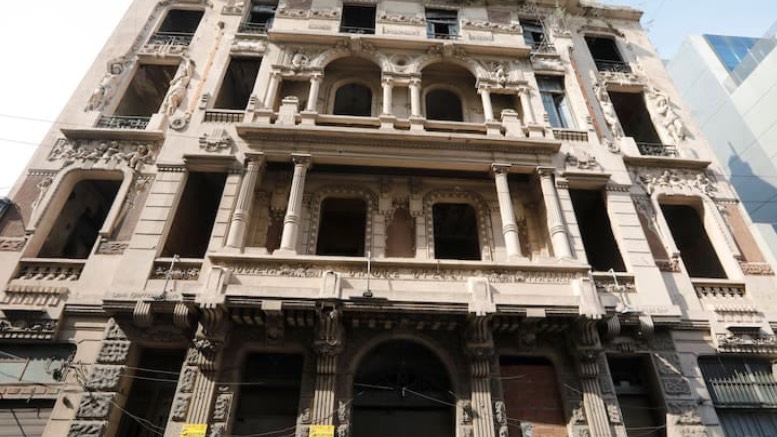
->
[652, 89, 686, 144]
[161, 57, 195, 116]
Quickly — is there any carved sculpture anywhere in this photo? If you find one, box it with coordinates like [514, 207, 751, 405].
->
[85, 71, 118, 112]
[651, 88, 686, 144]
[161, 57, 195, 116]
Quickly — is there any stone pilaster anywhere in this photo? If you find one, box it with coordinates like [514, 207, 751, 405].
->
[278, 154, 312, 255]
[575, 320, 614, 437]
[311, 304, 344, 436]
[491, 164, 521, 260]
[538, 167, 573, 259]
[226, 153, 265, 249]
[466, 315, 496, 437]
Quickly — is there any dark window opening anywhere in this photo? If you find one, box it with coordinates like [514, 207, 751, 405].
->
[151, 10, 204, 45]
[162, 172, 227, 258]
[433, 203, 480, 260]
[569, 189, 626, 272]
[585, 36, 630, 73]
[661, 204, 726, 278]
[426, 9, 458, 39]
[609, 356, 666, 437]
[522, 19, 546, 51]
[114, 64, 178, 117]
[609, 91, 663, 150]
[214, 58, 263, 110]
[241, 2, 277, 33]
[116, 349, 186, 437]
[232, 354, 303, 436]
[425, 89, 463, 122]
[341, 5, 376, 34]
[38, 179, 121, 259]
[500, 356, 566, 435]
[333, 83, 373, 116]
[353, 341, 454, 437]
[316, 197, 367, 257]
[537, 76, 572, 128]
[491, 94, 519, 120]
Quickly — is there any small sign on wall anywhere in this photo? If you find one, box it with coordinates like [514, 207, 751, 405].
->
[309, 425, 335, 437]
[180, 424, 208, 437]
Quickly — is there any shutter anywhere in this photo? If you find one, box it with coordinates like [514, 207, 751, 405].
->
[0, 401, 54, 437]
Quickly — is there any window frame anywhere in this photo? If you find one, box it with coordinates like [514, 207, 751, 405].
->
[240, 1, 277, 33]
[536, 75, 574, 129]
[425, 8, 459, 40]
[340, 4, 376, 35]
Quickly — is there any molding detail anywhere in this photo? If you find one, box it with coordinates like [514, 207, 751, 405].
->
[48, 139, 157, 172]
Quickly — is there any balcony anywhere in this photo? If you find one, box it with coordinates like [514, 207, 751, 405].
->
[238, 21, 270, 34]
[147, 31, 195, 46]
[594, 59, 632, 74]
[96, 115, 150, 130]
[340, 25, 375, 35]
[637, 142, 677, 157]
[204, 109, 245, 123]
[427, 32, 461, 40]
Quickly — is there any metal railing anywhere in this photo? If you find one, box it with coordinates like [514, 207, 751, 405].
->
[530, 41, 556, 54]
[594, 59, 632, 74]
[96, 115, 150, 130]
[636, 142, 678, 157]
[204, 110, 244, 123]
[238, 21, 270, 34]
[427, 32, 460, 40]
[340, 25, 375, 35]
[147, 31, 194, 46]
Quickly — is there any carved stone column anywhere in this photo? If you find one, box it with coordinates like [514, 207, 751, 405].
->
[537, 167, 572, 259]
[306, 73, 322, 112]
[311, 305, 344, 435]
[518, 86, 536, 125]
[466, 316, 496, 437]
[479, 86, 495, 122]
[491, 164, 521, 260]
[264, 70, 282, 109]
[226, 153, 265, 249]
[409, 76, 422, 117]
[381, 76, 394, 116]
[575, 321, 614, 437]
[278, 154, 312, 255]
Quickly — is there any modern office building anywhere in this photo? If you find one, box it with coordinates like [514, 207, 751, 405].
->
[668, 28, 777, 262]
[1, 1, 777, 436]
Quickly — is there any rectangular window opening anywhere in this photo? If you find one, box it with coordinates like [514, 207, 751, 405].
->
[433, 203, 480, 260]
[608, 91, 664, 152]
[661, 204, 727, 278]
[151, 9, 204, 45]
[0, 400, 56, 437]
[608, 356, 666, 437]
[585, 36, 630, 73]
[522, 19, 546, 51]
[241, 2, 277, 33]
[38, 179, 122, 259]
[537, 76, 573, 129]
[426, 9, 458, 40]
[569, 189, 626, 272]
[114, 64, 178, 117]
[214, 57, 263, 110]
[341, 5, 376, 34]
[316, 197, 367, 257]
[162, 172, 227, 258]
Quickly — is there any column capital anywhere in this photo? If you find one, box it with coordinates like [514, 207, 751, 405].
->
[409, 76, 422, 87]
[381, 76, 394, 86]
[269, 69, 283, 79]
[491, 163, 511, 175]
[244, 152, 265, 166]
[310, 72, 324, 82]
[478, 83, 492, 94]
[536, 166, 556, 177]
[291, 153, 312, 168]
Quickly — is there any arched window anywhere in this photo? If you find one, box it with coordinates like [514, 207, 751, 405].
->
[352, 341, 455, 437]
[333, 83, 372, 116]
[425, 89, 463, 121]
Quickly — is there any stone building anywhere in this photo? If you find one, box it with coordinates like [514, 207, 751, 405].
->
[1, 0, 776, 436]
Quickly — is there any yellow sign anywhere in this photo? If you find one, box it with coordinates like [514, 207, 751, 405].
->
[309, 425, 335, 437]
[180, 424, 208, 437]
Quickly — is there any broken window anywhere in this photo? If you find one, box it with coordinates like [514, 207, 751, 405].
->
[341, 5, 376, 34]
[114, 64, 178, 118]
[608, 356, 665, 437]
[609, 91, 663, 152]
[661, 204, 726, 278]
[116, 349, 186, 437]
[162, 172, 227, 258]
[333, 83, 373, 116]
[426, 9, 458, 39]
[522, 19, 547, 51]
[38, 179, 121, 259]
[232, 353, 303, 436]
[352, 341, 455, 437]
[316, 198, 367, 257]
[569, 189, 626, 272]
[214, 57, 263, 110]
[585, 36, 630, 73]
[433, 203, 480, 260]
[426, 89, 463, 122]
[537, 76, 573, 128]
[150, 9, 204, 45]
[500, 356, 566, 436]
[241, 2, 277, 33]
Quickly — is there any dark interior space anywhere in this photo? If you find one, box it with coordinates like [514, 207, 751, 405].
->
[425, 9, 458, 39]
[426, 89, 463, 122]
[609, 91, 662, 144]
[433, 203, 480, 260]
[244, 2, 277, 31]
[316, 197, 367, 256]
[608, 356, 666, 437]
[341, 5, 376, 34]
[162, 172, 227, 258]
[231, 353, 303, 436]
[352, 341, 454, 437]
[585, 36, 624, 62]
[661, 204, 727, 278]
[114, 64, 178, 117]
[214, 57, 263, 110]
[569, 189, 626, 272]
[158, 9, 204, 35]
[116, 349, 186, 437]
[500, 356, 566, 435]
[39, 179, 121, 259]
[333, 83, 373, 116]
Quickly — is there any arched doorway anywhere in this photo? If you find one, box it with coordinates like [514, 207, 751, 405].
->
[351, 340, 455, 437]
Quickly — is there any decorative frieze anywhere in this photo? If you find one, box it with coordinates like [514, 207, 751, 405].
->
[48, 139, 156, 172]
[1, 285, 67, 307]
[715, 332, 777, 353]
[151, 260, 201, 280]
[199, 128, 233, 152]
[277, 7, 340, 19]
[740, 261, 775, 276]
[636, 168, 717, 197]
[377, 12, 424, 24]
[461, 19, 521, 33]
[16, 262, 83, 281]
[0, 314, 58, 340]
[67, 421, 106, 437]
[0, 237, 26, 252]
[96, 240, 129, 255]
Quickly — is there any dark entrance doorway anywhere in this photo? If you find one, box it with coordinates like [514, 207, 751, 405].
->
[351, 341, 455, 437]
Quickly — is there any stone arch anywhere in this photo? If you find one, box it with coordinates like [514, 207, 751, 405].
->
[422, 84, 467, 122]
[412, 56, 489, 79]
[423, 189, 493, 261]
[307, 185, 377, 255]
[325, 78, 381, 116]
[311, 48, 390, 73]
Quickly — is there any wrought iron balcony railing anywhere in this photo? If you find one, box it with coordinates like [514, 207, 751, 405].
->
[147, 31, 195, 46]
[530, 41, 557, 54]
[238, 21, 270, 34]
[594, 59, 632, 74]
[96, 115, 150, 130]
[427, 32, 461, 40]
[637, 142, 678, 157]
[340, 25, 375, 35]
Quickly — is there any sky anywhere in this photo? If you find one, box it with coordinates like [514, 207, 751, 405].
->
[1, 0, 777, 197]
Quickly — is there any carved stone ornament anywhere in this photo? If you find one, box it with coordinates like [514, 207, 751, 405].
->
[0, 237, 26, 252]
[277, 7, 340, 19]
[96, 341, 131, 364]
[649, 87, 687, 144]
[179, 367, 196, 392]
[96, 240, 129, 255]
[48, 139, 156, 172]
[209, 424, 226, 437]
[171, 394, 191, 421]
[68, 421, 106, 437]
[85, 70, 119, 112]
[199, 128, 233, 152]
[212, 393, 232, 421]
[105, 318, 128, 340]
[654, 353, 682, 376]
[86, 366, 124, 391]
[661, 377, 692, 395]
[77, 393, 114, 419]
[636, 168, 717, 197]
[740, 261, 775, 276]
[231, 36, 268, 55]
[0, 314, 58, 340]
[494, 401, 507, 425]
[667, 402, 702, 425]
[161, 57, 195, 116]
[378, 12, 424, 24]
[606, 401, 622, 424]
[461, 19, 521, 33]
[566, 149, 599, 170]
[715, 332, 777, 353]
[222, 0, 245, 15]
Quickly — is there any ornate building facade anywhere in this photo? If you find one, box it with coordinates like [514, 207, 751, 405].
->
[1, 0, 776, 436]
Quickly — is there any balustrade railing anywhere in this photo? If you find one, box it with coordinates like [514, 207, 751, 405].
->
[147, 31, 194, 46]
[637, 142, 678, 157]
[594, 59, 632, 74]
[96, 115, 150, 130]
[238, 21, 270, 34]
[204, 110, 244, 123]
[427, 32, 461, 40]
[340, 25, 375, 35]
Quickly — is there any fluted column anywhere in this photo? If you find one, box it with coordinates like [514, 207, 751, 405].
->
[538, 167, 572, 259]
[409, 77, 422, 117]
[264, 70, 281, 109]
[311, 305, 344, 435]
[479, 86, 495, 121]
[278, 154, 312, 254]
[381, 77, 394, 115]
[306, 73, 322, 112]
[492, 164, 521, 260]
[519, 86, 536, 124]
[226, 153, 265, 249]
